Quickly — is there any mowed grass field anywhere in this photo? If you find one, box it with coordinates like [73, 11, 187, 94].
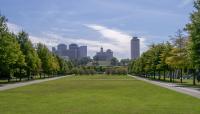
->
[0, 75, 200, 114]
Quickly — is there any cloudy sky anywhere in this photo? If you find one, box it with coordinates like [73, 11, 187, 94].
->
[0, 0, 194, 59]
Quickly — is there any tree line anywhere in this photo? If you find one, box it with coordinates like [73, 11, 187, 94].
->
[0, 15, 73, 82]
[71, 66, 128, 75]
[129, 0, 200, 85]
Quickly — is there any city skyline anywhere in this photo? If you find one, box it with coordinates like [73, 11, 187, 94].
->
[0, 0, 193, 59]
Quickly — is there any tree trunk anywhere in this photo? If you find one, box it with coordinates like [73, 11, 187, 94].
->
[193, 69, 196, 85]
[19, 67, 22, 82]
[169, 70, 171, 82]
[180, 69, 183, 83]
[170, 70, 173, 82]
[164, 69, 166, 81]
[40, 73, 42, 79]
[173, 70, 175, 83]
[154, 70, 156, 79]
[158, 70, 161, 80]
[27, 69, 31, 80]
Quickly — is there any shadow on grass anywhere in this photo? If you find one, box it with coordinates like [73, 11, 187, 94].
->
[0, 77, 51, 85]
[175, 83, 200, 90]
[137, 76, 200, 90]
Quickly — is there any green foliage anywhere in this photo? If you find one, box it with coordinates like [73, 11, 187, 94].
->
[0, 16, 25, 79]
[166, 30, 188, 69]
[120, 59, 130, 66]
[128, 1, 200, 85]
[56, 56, 70, 74]
[111, 57, 119, 66]
[129, 39, 189, 81]
[186, 0, 200, 69]
[36, 43, 60, 75]
[17, 31, 41, 77]
[0, 15, 73, 81]
[130, 43, 165, 75]
[105, 67, 128, 75]
[159, 42, 172, 69]
[71, 67, 96, 75]
[0, 15, 8, 33]
[77, 57, 92, 66]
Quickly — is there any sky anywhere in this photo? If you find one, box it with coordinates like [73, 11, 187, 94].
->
[0, 0, 194, 59]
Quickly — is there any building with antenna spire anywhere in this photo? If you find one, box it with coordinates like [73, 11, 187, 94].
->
[93, 47, 113, 61]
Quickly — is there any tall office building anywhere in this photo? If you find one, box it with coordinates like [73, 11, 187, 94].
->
[131, 37, 140, 60]
[52, 43, 87, 60]
[69, 44, 79, 59]
[57, 44, 67, 56]
[78, 46, 87, 59]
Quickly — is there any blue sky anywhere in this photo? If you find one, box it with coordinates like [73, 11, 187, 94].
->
[0, 0, 194, 59]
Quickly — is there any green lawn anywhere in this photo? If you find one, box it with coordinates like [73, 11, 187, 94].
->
[0, 75, 200, 114]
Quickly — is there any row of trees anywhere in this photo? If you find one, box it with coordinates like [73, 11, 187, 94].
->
[70, 66, 127, 75]
[0, 15, 73, 82]
[129, 0, 200, 85]
[70, 57, 130, 67]
[110, 58, 130, 66]
[105, 67, 127, 75]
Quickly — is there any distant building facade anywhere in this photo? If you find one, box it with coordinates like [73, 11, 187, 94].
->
[131, 37, 140, 60]
[52, 43, 87, 60]
[78, 46, 87, 59]
[93, 47, 113, 61]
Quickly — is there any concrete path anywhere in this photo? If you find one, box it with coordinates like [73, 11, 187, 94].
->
[128, 75, 200, 99]
[0, 75, 71, 91]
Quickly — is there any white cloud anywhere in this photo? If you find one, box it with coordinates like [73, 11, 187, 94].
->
[139, 37, 148, 53]
[179, 0, 193, 8]
[85, 24, 148, 58]
[51, 27, 76, 32]
[86, 24, 131, 44]
[7, 22, 148, 59]
[85, 24, 131, 53]
[7, 22, 23, 34]
[29, 32, 122, 57]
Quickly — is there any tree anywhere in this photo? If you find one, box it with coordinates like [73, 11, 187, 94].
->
[111, 57, 119, 66]
[56, 56, 70, 75]
[120, 59, 130, 66]
[0, 14, 72, 83]
[78, 57, 92, 66]
[166, 30, 188, 83]
[17, 31, 41, 80]
[36, 43, 52, 76]
[49, 54, 60, 76]
[160, 42, 173, 81]
[0, 15, 8, 33]
[0, 15, 25, 80]
[147, 44, 164, 79]
[186, 0, 200, 85]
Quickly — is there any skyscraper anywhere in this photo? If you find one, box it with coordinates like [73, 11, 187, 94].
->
[78, 46, 87, 59]
[131, 37, 140, 60]
[57, 44, 67, 56]
[69, 44, 79, 59]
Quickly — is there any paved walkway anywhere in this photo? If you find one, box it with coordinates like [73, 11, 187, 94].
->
[0, 75, 71, 91]
[128, 75, 200, 99]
